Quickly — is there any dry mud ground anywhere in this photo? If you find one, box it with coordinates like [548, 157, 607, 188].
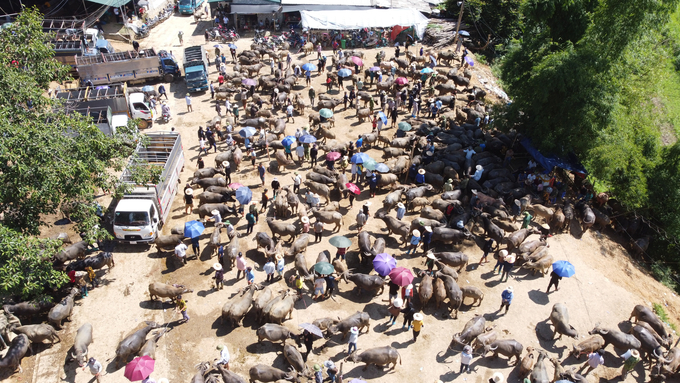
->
[5, 11, 679, 383]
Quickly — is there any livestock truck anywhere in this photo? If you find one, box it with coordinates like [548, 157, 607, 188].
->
[76, 48, 180, 86]
[54, 82, 154, 129]
[178, 0, 206, 14]
[112, 131, 185, 244]
[183, 45, 209, 92]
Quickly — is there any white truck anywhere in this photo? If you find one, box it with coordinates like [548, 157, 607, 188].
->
[112, 131, 185, 244]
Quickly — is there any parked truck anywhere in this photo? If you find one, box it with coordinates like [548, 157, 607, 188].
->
[112, 131, 185, 244]
[178, 0, 206, 14]
[54, 83, 155, 129]
[68, 106, 129, 136]
[76, 48, 180, 86]
[183, 45, 209, 92]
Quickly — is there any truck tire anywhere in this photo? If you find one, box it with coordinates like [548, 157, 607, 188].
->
[164, 73, 174, 82]
[138, 119, 150, 129]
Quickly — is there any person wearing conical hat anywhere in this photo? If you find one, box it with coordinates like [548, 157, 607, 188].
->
[213, 263, 224, 290]
[500, 286, 513, 314]
[412, 312, 424, 342]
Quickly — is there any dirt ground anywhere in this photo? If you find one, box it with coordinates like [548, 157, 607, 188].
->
[7, 12, 680, 383]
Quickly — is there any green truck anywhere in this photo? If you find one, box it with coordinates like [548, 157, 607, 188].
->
[183, 45, 209, 92]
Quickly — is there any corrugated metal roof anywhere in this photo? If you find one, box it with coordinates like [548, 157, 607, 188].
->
[281, 0, 372, 6]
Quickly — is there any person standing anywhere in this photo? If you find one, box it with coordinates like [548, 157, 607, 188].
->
[158, 84, 168, 99]
[411, 313, 424, 342]
[190, 235, 200, 257]
[258, 163, 266, 186]
[323, 360, 338, 383]
[197, 156, 205, 170]
[308, 87, 316, 107]
[263, 259, 275, 283]
[249, 148, 257, 167]
[83, 357, 103, 383]
[396, 202, 406, 220]
[521, 211, 533, 229]
[302, 329, 315, 361]
[401, 300, 415, 329]
[301, 216, 310, 234]
[501, 253, 515, 282]
[176, 295, 189, 322]
[295, 144, 304, 164]
[215, 345, 230, 370]
[368, 174, 378, 197]
[271, 177, 280, 199]
[246, 266, 255, 285]
[184, 188, 194, 214]
[460, 345, 473, 373]
[480, 238, 494, 264]
[421, 226, 433, 253]
[213, 263, 224, 290]
[286, 103, 295, 122]
[356, 210, 367, 232]
[324, 274, 338, 298]
[620, 349, 641, 379]
[185, 93, 193, 112]
[499, 286, 513, 314]
[312, 218, 325, 242]
[178, 30, 184, 45]
[275, 253, 284, 280]
[405, 229, 421, 255]
[494, 249, 507, 274]
[387, 298, 402, 326]
[209, 81, 215, 99]
[260, 189, 269, 212]
[175, 240, 188, 264]
[347, 327, 359, 355]
[582, 349, 605, 375]
[236, 252, 246, 279]
[245, 211, 256, 234]
[401, 283, 414, 304]
[546, 270, 562, 293]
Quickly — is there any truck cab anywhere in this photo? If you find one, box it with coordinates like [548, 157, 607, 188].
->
[185, 65, 208, 92]
[128, 92, 154, 128]
[158, 50, 180, 79]
[113, 199, 160, 243]
[178, 0, 205, 14]
[95, 38, 115, 54]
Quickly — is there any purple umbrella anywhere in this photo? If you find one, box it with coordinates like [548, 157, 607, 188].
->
[369, 66, 381, 72]
[373, 253, 396, 276]
[242, 78, 257, 87]
[465, 56, 474, 66]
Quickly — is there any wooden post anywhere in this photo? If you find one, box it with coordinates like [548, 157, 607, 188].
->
[402, 141, 417, 183]
[453, 0, 465, 47]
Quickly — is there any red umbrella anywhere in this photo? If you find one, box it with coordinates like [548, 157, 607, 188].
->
[229, 182, 245, 189]
[124, 356, 155, 381]
[388, 267, 414, 286]
[351, 56, 363, 66]
[395, 77, 408, 85]
[326, 151, 341, 161]
[345, 182, 361, 195]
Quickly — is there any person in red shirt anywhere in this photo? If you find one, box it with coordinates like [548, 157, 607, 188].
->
[218, 74, 224, 85]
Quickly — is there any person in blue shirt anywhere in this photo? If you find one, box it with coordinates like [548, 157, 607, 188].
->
[500, 286, 513, 314]
[408, 164, 417, 181]
[405, 229, 421, 255]
[246, 266, 255, 285]
[368, 174, 378, 197]
[415, 169, 426, 184]
[356, 136, 363, 151]
[421, 226, 433, 253]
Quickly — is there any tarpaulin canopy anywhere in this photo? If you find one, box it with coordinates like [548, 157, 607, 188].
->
[88, 0, 130, 7]
[520, 137, 588, 175]
[232, 4, 280, 13]
[300, 8, 429, 39]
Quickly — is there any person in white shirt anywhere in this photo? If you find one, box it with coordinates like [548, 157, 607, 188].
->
[175, 240, 188, 264]
[463, 147, 476, 160]
[295, 128, 302, 139]
[292, 171, 302, 193]
[528, 160, 537, 169]
[83, 357, 103, 383]
[472, 165, 484, 181]
[215, 345, 230, 370]
[295, 144, 304, 164]
[286, 104, 295, 122]
[263, 260, 275, 282]
[185, 93, 193, 112]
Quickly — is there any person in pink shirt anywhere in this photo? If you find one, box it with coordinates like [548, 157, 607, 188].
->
[236, 252, 247, 279]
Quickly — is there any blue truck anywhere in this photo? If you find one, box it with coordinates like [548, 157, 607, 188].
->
[178, 0, 205, 15]
[183, 45, 209, 92]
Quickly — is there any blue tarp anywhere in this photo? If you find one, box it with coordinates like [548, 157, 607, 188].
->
[520, 137, 588, 175]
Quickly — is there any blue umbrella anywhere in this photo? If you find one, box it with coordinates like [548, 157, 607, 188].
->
[299, 134, 317, 144]
[430, 55, 437, 67]
[184, 220, 205, 238]
[282, 135, 296, 146]
[351, 152, 370, 164]
[337, 68, 352, 78]
[552, 260, 575, 278]
[302, 63, 317, 71]
[377, 111, 387, 124]
[235, 186, 253, 205]
[458, 30, 470, 36]
[420, 67, 433, 74]
[375, 163, 390, 173]
[213, 44, 223, 48]
[228, 44, 237, 49]
[142, 85, 154, 92]
[239, 126, 257, 138]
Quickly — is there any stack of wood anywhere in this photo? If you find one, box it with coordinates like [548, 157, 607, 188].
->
[424, 20, 465, 49]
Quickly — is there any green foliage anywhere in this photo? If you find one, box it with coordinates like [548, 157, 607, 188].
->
[0, 226, 68, 300]
[649, 142, 680, 237]
[652, 302, 678, 330]
[444, 0, 523, 52]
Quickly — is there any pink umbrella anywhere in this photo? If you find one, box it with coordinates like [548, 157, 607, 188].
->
[350, 56, 363, 66]
[345, 183, 361, 195]
[124, 356, 155, 381]
[229, 182, 245, 189]
[395, 77, 408, 85]
[388, 267, 414, 287]
[326, 151, 341, 161]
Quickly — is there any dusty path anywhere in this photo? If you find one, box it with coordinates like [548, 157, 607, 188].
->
[9, 11, 678, 383]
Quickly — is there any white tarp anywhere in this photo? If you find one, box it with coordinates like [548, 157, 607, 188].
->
[300, 9, 429, 39]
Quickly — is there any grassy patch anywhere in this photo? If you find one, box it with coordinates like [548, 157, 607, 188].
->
[653, 302, 678, 331]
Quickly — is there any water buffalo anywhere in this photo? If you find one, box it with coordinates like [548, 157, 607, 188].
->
[312, 210, 343, 232]
[405, 185, 434, 202]
[225, 235, 243, 269]
[571, 335, 605, 359]
[438, 274, 463, 318]
[479, 214, 505, 244]
[523, 254, 554, 275]
[382, 189, 403, 211]
[197, 204, 235, 219]
[283, 344, 308, 375]
[267, 217, 298, 241]
[217, 365, 248, 383]
[266, 290, 297, 324]
[0, 334, 29, 373]
[431, 227, 471, 245]
[194, 167, 225, 179]
[306, 172, 336, 185]
[460, 286, 484, 306]
[328, 312, 370, 340]
[434, 277, 447, 309]
[450, 315, 486, 348]
[148, 282, 193, 301]
[651, 347, 680, 381]
[631, 324, 664, 361]
[418, 271, 433, 309]
[580, 203, 596, 232]
[346, 273, 385, 295]
[630, 304, 673, 345]
[471, 330, 498, 352]
[519, 347, 535, 378]
[222, 284, 257, 327]
[505, 228, 541, 250]
[434, 261, 459, 281]
[345, 346, 401, 370]
[433, 252, 469, 272]
[376, 212, 410, 243]
[71, 323, 93, 366]
[65, 251, 115, 272]
[115, 321, 160, 367]
[254, 232, 277, 256]
[589, 325, 641, 350]
[483, 339, 523, 364]
[549, 303, 578, 340]
[249, 364, 299, 382]
[48, 288, 79, 329]
[304, 180, 331, 204]
[2, 301, 54, 318]
[284, 234, 311, 257]
[256, 323, 300, 345]
[153, 234, 185, 253]
[139, 328, 167, 359]
[531, 351, 551, 383]
[10, 324, 60, 345]
[54, 241, 90, 263]
[191, 177, 227, 189]
[196, 191, 231, 205]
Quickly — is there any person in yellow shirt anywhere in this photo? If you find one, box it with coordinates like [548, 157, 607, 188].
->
[412, 313, 424, 342]
[176, 295, 189, 323]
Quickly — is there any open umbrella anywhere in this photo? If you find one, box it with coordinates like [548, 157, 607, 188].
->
[299, 323, 324, 338]
[124, 356, 155, 381]
[363, 157, 378, 171]
[282, 135, 296, 147]
[465, 56, 474, 66]
[458, 30, 470, 36]
[213, 44, 223, 49]
[142, 85, 154, 92]
[228, 182, 245, 189]
[351, 153, 370, 164]
[552, 261, 575, 278]
[377, 111, 387, 124]
[373, 253, 396, 276]
[395, 77, 408, 85]
[345, 182, 361, 195]
[351, 56, 363, 66]
[242, 78, 257, 87]
[369, 66, 381, 72]
[238, 126, 257, 138]
[313, 262, 334, 275]
[184, 220, 205, 238]
[375, 163, 390, 173]
[326, 151, 341, 161]
[430, 55, 437, 66]
[302, 63, 317, 71]
[228, 43, 237, 49]
[329, 236, 351, 248]
[398, 122, 412, 131]
[235, 186, 252, 205]
[420, 67, 434, 74]
[337, 68, 352, 77]
[299, 134, 317, 144]
[319, 108, 333, 118]
[388, 267, 414, 286]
